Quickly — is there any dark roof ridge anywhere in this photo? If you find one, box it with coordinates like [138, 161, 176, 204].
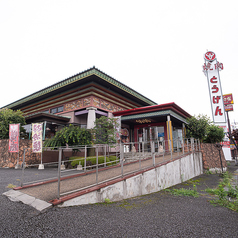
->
[3, 66, 157, 109]
[113, 102, 191, 118]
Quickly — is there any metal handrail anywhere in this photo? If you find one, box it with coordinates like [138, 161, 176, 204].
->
[18, 138, 200, 199]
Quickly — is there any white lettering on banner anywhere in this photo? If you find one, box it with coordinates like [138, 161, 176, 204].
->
[203, 52, 226, 124]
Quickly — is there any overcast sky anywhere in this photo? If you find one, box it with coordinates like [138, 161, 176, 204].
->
[1, 0, 238, 124]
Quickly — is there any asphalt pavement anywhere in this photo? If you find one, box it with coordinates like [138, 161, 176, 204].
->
[0, 165, 238, 238]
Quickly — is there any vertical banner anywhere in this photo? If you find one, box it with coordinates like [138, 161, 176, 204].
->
[203, 51, 231, 160]
[114, 116, 121, 142]
[9, 124, 20, 152]
[203, 51, 226, 124]
[32, 123, 43, 153]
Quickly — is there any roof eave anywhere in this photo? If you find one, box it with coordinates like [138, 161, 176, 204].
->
[113, 102, 191, 119]
[2, 66, 156, 109]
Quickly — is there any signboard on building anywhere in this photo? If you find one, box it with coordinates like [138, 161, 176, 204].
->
[9, 124, 20, 153]
[203, 51, 226, 124]
[32, 123, 43, 153]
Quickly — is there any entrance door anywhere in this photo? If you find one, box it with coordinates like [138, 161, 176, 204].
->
[137, 126, 164, 152]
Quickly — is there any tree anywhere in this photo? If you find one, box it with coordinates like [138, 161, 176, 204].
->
[43, 124, 92, 147]
[186, 114, 224, 143]
[204, 124, 224, 143]
[0, 108, 26, 139]
[186, 114, 211, 141]
[93, 116, 119, 145]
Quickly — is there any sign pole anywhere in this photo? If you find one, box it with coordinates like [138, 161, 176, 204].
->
[203, 51, 232, 161]
[16, 124, 21, 169]
[226, 110, 235, 160]
[223, 93, 235, 160]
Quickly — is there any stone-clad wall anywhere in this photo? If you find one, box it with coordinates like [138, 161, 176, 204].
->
[0, 140, 228, 170]
[0, 139, 41, 168]
[201, 143, 227, 171]
[0, 139, 101, 168]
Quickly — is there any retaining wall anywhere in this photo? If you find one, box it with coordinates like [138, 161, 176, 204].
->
[59, 152, 203, 207]
[0, 139, 115, 167]
[201, 143, 227, 172]
[0, 140, 228, 172]
[0, 139, 41, 168]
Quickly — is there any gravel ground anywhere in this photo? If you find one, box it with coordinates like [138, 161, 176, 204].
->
[1, 166, 238, 238]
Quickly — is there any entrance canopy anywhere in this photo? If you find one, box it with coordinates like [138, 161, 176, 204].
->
[113, 102, 190, 127]
[25, 112, 71, 124]
[113, 102, 191, 148]
[24, 112, 71, 140]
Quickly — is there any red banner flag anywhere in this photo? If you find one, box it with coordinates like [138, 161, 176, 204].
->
[9, 124, 20, 152]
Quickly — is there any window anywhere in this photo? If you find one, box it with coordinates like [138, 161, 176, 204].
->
[50, 106, 64, 114]
[58, 106, 64, 113]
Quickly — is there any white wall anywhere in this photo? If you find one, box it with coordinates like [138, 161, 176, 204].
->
[59, 152, 203, 207]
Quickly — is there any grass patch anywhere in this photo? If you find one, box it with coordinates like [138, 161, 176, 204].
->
[118, 201, 135, 210]
[104, 198, 112, 204]
[204, 169, 213, 175]
[118, 198, 155, 210]
[166, 185, 199, 198]
[205, 171, 238, 212]
[168, 171, 238, 212]
[183, 179, 201, 186]
[7, 184, 16, 188]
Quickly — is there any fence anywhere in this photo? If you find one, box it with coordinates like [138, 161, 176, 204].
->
[18, 138, 200, 200]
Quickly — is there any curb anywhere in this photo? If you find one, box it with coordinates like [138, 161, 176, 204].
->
[3, 190, 52, 211]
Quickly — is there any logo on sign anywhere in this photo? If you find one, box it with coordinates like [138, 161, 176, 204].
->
[204, 51, 216, 62]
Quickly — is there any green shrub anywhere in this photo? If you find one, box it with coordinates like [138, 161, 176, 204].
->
[69, 156, 84, 167]
[44, 124, 92, 148]
[108, 156, 118, 165]
[0, 108, 26, 139]
[69, 155, 118, 168]
[87, 156, 110, 166]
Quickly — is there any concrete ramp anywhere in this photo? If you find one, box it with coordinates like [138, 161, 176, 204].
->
[56, 152, 203, 207]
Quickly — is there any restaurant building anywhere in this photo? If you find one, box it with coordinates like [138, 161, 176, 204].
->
[3, 67, 190, 150]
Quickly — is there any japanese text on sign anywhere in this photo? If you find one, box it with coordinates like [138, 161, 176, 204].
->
[202, 62, 223, 75]
[32, 123, 43, 153]
[203, 52, 226, 123]
[9, 124, 20, 153]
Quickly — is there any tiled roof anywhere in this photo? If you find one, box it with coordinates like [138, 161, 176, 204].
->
[113, 102, 191, 119]
[25, 112, 71, 121]
[4, 67, 156, 109]
[121, 110, 188, 124]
